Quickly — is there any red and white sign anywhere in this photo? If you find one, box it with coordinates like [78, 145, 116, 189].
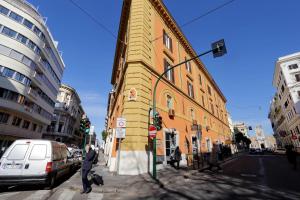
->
[116, 118, 126, 128]
[149, 125, 157, 138]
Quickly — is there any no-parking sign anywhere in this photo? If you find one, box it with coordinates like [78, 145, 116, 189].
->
[116, 118, 126, 128]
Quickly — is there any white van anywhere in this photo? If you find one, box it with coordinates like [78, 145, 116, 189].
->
[0, 139, 74, 188]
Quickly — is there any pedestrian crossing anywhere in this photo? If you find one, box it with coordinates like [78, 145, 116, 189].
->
[0, 189, 104, 200]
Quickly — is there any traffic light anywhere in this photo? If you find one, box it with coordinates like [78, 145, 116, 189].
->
[85, 119, 91, 134]
[154, 112, 162, 131]
[80, 119, 86, 132]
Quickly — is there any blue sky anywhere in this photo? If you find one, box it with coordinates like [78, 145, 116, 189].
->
[29, 0, 300, 138]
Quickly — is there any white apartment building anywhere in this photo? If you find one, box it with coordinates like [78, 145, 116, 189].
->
[0, 0, 65, 156]
[270, 52, 300, 148]
[43, 84, 84, 146]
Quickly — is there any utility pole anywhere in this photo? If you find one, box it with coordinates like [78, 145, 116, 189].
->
[151, 39, 227, 179]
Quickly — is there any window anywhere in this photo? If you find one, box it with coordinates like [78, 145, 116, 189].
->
[187, 81, 194, 98]
[298, 91, 300, 98]
[0, 44, 11, 56]
[12, 116, 22, 127]
[58, 122, 64, 132]
[0, 5, 9, 15]
[295, 74, 300, 82]
[2, 27, 17, 38]
[281, 85, 285, 93]
[202, 95, 205, 107]
[29, 145, 47, 160]
[288, 64, 298, 70]
[9, 11, 23, 23]
[208, 85, 212, 95]
[32, 123, 37, 131]
[211, 103, 214, 115]
[16, 33, 28, 44]
[164, 59, 175, 83]
[167, 95, 173, 109]
[2, 67, 15, 78]
[284, 100, 289, 108]
[23, 19, 33, 29]
[33, 26, 41, 36]
[10, 49, 23, 61]
[7, 144, 29, 160]
[185, 58, 192, 73]
[163, 30, 172, 51]
[22, 120, 30, 129]
[27, 40, 36, 50]
[199, 75, 202, 85]
[0, 112, 9, 124]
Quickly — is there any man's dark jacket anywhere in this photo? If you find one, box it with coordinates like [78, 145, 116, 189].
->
[83, 149, 96, 170]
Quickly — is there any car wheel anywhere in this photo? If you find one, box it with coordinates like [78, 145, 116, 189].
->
[45, 174, 56, 189]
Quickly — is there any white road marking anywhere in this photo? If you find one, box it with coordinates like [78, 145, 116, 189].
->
[0, 192, 20, 200]
[88, 192, 103, 200]
[240, 173, 257, 177]
[24, 190, 50, 200]
[57, 189, 76, 200]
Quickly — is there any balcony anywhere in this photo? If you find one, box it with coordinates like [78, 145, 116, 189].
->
[277, 115, 285, 127]
[33, 71, 43, 85]
[27, 87, 38, 99]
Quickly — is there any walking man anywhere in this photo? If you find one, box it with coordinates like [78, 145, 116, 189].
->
[208, 143, 222, 172]
[81, 144, 96, 194]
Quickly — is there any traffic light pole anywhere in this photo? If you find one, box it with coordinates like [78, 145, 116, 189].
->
[152, 49, 213, 179]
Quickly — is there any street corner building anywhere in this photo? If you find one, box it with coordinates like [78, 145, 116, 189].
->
[0, 0, 65, 155]
[105, 0, 231, 175]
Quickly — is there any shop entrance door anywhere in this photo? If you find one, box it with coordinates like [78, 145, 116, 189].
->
[165, 132, 177, 162]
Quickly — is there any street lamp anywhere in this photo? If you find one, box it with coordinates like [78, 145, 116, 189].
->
[151, 39, 227, 179]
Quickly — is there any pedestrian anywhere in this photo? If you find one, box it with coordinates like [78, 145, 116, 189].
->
[174, 146, 182, 169]
[208, 143, 222, 172]
[289, 146, 298, 170]
[81, 144, 96, 194]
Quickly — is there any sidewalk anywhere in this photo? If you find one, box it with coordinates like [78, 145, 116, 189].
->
[61, 151, 244, 199]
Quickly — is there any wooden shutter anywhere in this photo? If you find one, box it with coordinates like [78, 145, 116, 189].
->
[170, 36, 173, 52]
[163, 30, 166, 46]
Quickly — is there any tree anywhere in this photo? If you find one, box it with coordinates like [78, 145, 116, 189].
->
[102, 130, 108, 141]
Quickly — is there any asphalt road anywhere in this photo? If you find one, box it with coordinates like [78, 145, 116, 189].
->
[0, 154, 299, 200]
[222, 154, 300, 194]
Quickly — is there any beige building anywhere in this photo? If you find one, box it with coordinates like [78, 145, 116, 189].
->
[0, 0, 65, 156]
[105, 0, 231, 175]
[43, 84, 84, 146]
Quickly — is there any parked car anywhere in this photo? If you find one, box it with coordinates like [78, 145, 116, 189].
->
[255, 148, 264, 155]
[68, 147, 82, 168]
[274, 148, 286, 155]
[0, 139, 75, 188]
[249, 148, 256, 154]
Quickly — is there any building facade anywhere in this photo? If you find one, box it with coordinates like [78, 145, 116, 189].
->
[105, 0, 231, 175]
[43, 84, 84, 146]
[0, 0, 65, 155]
[233, 122, 249, 138]
[269, 52, 300, 149]
[250, 125, 276, 149]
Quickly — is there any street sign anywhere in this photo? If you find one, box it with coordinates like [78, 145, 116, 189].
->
[117, 118, 126, 128]
[212, 39, 227, 58]
[116, 128, 126, 138]
[149, 125, 157, 138]
[89, 126, 95, 135]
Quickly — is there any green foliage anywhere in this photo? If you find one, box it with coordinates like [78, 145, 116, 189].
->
[102, 130, 108, 141]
